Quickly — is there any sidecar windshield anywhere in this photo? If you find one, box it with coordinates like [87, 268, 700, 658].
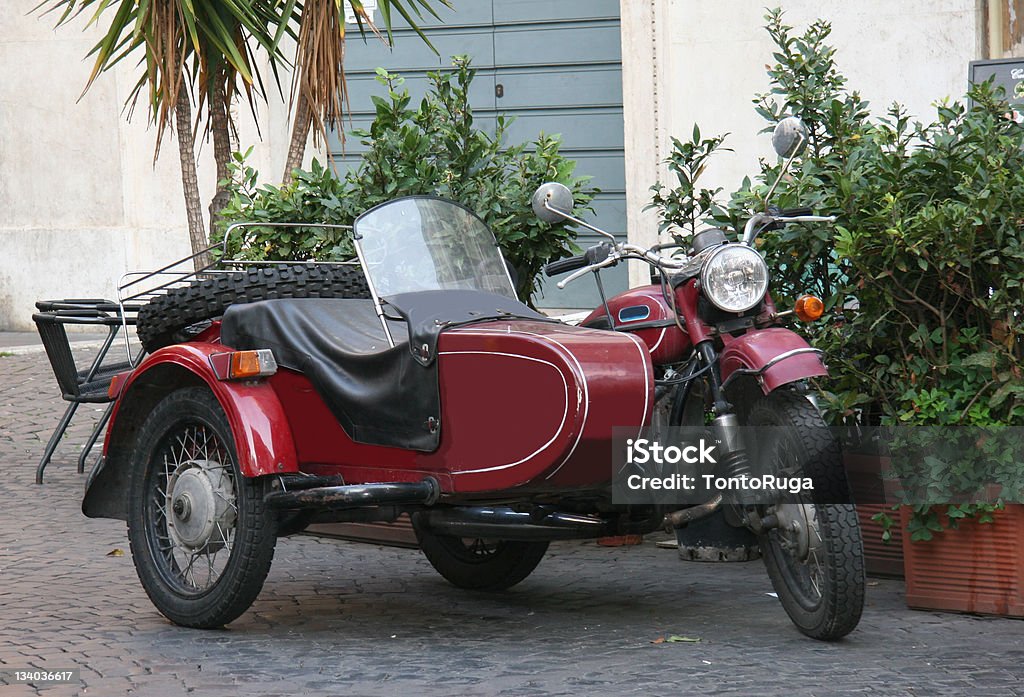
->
[353, 197, 516, 300]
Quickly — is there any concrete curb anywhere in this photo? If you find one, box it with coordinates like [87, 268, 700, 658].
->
[0, 340, 110, 356]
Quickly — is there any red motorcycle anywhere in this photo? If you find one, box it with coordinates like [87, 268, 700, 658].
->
[83, 117, 862, 639]
[535, 117, 864, 639]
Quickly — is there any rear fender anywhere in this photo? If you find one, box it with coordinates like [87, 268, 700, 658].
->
[719, 328, 827, 395]
[83, 343, 298, 520]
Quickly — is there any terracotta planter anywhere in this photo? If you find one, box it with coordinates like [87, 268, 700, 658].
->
[901, 504, 1024, 617]
[844, 452, 904, 578]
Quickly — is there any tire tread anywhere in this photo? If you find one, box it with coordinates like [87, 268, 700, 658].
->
[751, 389, 865, 640]
[136, 264, 369, 352]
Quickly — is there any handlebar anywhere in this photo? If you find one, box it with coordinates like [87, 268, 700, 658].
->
[545, 255, 589, 277]
[546, 241, 617, 277]
[554, 243, 691, 289]
[551, 209, 837, 290]
[556, 253, 621, 288]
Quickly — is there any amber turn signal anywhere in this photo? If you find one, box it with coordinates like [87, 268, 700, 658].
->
[794, 295, 825, 322]
[229, 349, 278, 379]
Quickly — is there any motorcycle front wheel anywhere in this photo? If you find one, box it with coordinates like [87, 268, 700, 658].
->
[747, 389, 865, 640]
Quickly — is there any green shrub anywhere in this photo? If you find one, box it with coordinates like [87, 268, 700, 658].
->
[215, 56, 594, 304]
[649, 9, 1024, 536]
[648, 125, 731, 240]
[215, 154, 358, 261]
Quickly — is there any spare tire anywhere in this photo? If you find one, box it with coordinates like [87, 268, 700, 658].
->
[136, 264, 370, 352]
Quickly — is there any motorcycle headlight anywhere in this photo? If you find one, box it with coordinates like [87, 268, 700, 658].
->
[700, 245, 769, 313]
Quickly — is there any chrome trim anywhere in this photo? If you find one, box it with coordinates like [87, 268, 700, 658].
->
[720, 347, 824, 391]
[351, 233, 396, 348]
[760, 347, 824, 372]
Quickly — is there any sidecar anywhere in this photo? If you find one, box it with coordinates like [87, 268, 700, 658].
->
[82, 196, 655, 628]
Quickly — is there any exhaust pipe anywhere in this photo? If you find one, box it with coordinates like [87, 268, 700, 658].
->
[265, 477, 440, 511]
[664, 494, 723, 530]
[413, 506, 616, 541]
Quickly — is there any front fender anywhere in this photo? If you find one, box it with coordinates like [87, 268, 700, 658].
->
[719, 328, 827, 394]
[84, 343, 298, 520]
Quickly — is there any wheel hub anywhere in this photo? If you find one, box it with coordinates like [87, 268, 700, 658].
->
[771, 503, 821, 562]
[166, 460, 235, 552]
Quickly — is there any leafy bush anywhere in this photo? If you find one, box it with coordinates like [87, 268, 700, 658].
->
[649, 9, 1024, 537]
[648, 126, 730, 239]
[216, 57, 594, 304]
[216, 153, 358, 261]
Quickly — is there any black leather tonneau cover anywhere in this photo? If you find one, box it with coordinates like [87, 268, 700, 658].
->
[220, 292, 548, 451]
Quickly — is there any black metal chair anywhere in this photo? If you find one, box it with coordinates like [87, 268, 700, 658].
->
[33, 299, 142, 484]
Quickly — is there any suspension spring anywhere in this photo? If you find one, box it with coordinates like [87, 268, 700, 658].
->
[719, 448, 754, 480]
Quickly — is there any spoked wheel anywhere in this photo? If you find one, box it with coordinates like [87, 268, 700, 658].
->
[414, 526, 548, 591]
[747, 389, 865, 640]
[127, 388, 276, 628]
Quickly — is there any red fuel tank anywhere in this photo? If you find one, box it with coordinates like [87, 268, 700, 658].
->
[581, 286, 691, 365]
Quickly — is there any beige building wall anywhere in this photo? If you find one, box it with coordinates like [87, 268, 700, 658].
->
[1, 3, 995, 325]
[621, 0, 987, 287]
[0, 6, 311, 330]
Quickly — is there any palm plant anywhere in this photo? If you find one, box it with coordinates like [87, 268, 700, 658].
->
[40, 0, 448, 266]
[278, 0, 450, 183]
[37, 0, 283, 268]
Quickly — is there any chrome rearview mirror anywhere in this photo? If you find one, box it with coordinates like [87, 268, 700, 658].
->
[763, 117, 809, 206]
[532, 182, 575, 224]
[772, 117, 808, 159]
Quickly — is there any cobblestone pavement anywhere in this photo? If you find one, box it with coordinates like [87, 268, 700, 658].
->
[1, 350, 1023, 697]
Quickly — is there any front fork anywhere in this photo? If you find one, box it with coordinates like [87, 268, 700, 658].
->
[664, 341, 763, 533]
[697, 341, 754, 481]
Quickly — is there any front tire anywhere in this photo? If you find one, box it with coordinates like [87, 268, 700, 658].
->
[748, 389, 865, 640]
[127, 387, 277, 628]
[414, 526, 548, 591]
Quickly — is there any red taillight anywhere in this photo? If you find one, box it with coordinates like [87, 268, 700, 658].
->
[107, 373, 127, 399]
[210, 349, 278, 381]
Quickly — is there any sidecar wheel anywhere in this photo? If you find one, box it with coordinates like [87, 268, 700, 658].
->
[748, 389, 865, 640]
[127, 387, 277, 628]
[414, 528, 548, 591]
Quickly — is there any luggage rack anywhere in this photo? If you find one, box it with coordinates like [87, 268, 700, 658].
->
[116, 222, 358, 366]
[32, 298, 145, 483]
[33, 222, 357, 483]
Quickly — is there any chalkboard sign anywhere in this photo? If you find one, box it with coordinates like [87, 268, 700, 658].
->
[969, 57, 1024, 111]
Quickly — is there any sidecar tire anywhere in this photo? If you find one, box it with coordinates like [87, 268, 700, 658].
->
[748, 389, 865, 641]
[127, 387, 277, 628]
[136, 263, 369, 352]
[414, 529, 548, 591]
